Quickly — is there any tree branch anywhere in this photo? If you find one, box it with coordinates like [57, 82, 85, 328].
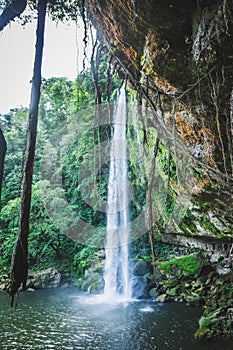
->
[0, 0, 27, 31]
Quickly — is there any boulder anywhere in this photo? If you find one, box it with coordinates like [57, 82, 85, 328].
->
[156, 294, 167, 303]
[166, 287, 178, 296]
[131, 276, 150, 299]
[0, 274, 10, 290]
[133, 260, 152, 277]
[27, 267, 61, 289]
[210, 253, 222, 264]
[216, 266, 232, 276]
[170, 264, 181, 276]
[199, 264, 213, 277]
[149, 288, 157, 298]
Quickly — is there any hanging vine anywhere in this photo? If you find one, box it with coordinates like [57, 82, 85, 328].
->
[0, 128, 7, 209]
[208, 71, 228, 184]
[80, 0, 88, 71]
[105, 53, 114, 103]
[147, 136, 160, 280]
[165, 148, 171, 204]
[136, 91, 147, 145]
[90, 36, 103, 105]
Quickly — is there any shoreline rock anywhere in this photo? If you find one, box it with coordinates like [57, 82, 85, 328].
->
[154, 255, 233, 339]
[0, 267, 61, 291]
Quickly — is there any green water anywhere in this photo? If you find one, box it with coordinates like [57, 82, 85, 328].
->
[0, 288, 231, 350]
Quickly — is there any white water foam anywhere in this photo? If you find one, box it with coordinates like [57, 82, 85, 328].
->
[103, 86, 132, 301]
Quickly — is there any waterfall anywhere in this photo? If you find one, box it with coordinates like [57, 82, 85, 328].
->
[103, 86, 132, 300]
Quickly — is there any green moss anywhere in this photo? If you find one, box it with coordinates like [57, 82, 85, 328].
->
[219, 285, 233, 294]
[195, 328, 209, 338]
[198, 219, 223, 237]
[159, 254, 201, 276]
[198, 315, 211, 329]
[178, 220, 197, 234]
[178, 209, 197, 234]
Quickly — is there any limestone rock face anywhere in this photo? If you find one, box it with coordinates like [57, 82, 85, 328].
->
[87, 0, 233, 241]
[26, 268, 61, 289]
[0, 267, 61, 291]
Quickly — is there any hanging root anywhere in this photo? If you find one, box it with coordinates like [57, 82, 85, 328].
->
[165, 148, 171, 204]
[105, 53, 113, 102]
[147, 137, 160, 280]
[7, 237, 28, 307]
[0, 128, 7, 209]
[90, 38, 103, 105]
[81, 0, 88, 71]
[209, 72, 228, 183]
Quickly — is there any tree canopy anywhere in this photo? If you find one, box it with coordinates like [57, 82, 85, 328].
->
[0, 0, 85, 29]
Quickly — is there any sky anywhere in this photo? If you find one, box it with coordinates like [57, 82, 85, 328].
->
[0, 17, 89, 114]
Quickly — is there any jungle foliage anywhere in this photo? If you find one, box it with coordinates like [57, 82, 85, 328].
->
[0, 54, 123, 279]
[0, 0, 200, 280]
[0, 63, 185, 281]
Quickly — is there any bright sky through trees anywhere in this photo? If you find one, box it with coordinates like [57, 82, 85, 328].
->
[0, 17, 88, 114]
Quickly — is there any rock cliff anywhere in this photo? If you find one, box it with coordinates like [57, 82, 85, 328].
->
[86, 0, 233, 245]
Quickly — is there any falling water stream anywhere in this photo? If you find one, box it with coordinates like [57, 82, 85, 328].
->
[104, 86, 132, 300]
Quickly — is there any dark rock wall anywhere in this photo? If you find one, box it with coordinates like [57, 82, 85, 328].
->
[86, 0, 233, 240]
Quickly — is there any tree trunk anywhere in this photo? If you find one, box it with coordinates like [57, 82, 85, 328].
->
[8, 0, 47, 306]
[0, 0, 27, 31]
[0, 128, 7, 209]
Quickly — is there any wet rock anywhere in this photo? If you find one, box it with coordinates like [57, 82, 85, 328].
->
[192, 279, 202, 289]
[186, 295, 202, 306]
[210, 253, 222, 263]
[0, 269, 61, 291]
[166, 287, 178, 296]
[156, 294, 167, 303]
[204, 278, 212, 286]
[199, 264, 213, 277]
[0, 274, 10, 290]
[131, 276, 150, 299]
[27, 268, 61, 289]
[195, 286, 205, 294]
[170, 264, 181, 276]
[184, 282, 191, 288]
[149, 288, 157, 298]
[216, 266, 232, 276]
[133, 260, 152, 277]
[227, 308, 233, 320]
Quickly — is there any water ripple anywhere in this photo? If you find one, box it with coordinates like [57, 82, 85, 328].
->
[0, 289, 231, 350]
